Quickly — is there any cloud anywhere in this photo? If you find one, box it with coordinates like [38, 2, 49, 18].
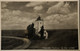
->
[1, 9, 78, 30]
[1, 9, 37, 30]
[1, 2, 78, 30]
[47, 2, 70, 14]
[34, 5, 43, 11]
[12, 10, 21, 15]
[44, 12, 78, 29]
[1, 2, 8, 8]
[26, 2, 44, 7]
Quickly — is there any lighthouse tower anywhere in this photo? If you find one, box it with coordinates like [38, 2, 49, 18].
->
[34, 16, 44, 35]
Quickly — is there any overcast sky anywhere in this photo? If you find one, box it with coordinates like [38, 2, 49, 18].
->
[1, 1, 78, 30]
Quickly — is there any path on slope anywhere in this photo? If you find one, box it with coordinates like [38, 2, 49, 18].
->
[2, 36, 31, 49]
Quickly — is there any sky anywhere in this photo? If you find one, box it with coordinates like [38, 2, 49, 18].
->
[1, 1, 78, 30]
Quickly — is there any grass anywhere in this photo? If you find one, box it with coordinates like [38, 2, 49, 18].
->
[1, 29, 78, 50]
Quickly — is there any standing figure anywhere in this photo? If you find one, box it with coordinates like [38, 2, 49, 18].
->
[39, 26, 44, 38]
[44, 30, 48, 39]
[27, 23, 35, 39]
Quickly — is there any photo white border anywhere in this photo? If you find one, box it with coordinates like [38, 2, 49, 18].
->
[0, 0, 79, 51]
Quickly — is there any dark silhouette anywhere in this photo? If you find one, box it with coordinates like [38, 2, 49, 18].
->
[26, 22, 45, 39]
[27, 23, 35, 39]
[39, 26, 44, 39]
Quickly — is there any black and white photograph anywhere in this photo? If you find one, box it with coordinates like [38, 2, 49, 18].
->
[1, 0, 79, 50]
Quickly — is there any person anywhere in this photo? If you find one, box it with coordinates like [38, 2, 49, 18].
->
[27, 23, 35, 39]
[44, 30, 48, 39]
[27, 25, 31, 39]
[31, 23, 35, 36]
[39, 26, 44, 39]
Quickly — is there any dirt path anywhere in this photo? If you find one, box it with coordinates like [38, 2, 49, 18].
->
[2, 36, 31, 49]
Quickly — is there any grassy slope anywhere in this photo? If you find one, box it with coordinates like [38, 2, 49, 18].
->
[1, 29, 78, 49]
[27, 29, 78, 49]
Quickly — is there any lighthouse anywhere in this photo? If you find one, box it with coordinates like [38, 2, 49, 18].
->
[34, 16, 44, 35]
[34, 16, 48, 39]
[27, 16, 48, 39]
